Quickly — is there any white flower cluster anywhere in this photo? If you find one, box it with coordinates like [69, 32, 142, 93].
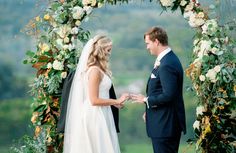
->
[196, 105, 206, 116]
[205, 65, 221, 83]
[160, 0, 175, 7]
[193, 120, 200, 130]
[52, 60, 64, 70]
[202, 19, 219, 36]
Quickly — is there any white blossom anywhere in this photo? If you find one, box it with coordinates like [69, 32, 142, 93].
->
[47, 63, 52, 69]
[82, 0, 96, 6]
[61, 71, 67, 79]
[75, 20, 81, 26]
[213, 65, 221, 73]
[193, 120, 200, 130]
[202, 19, 218, 36]
[68, 44, 75, 51]
[56, 39, 64, 49]
[71, 27, 79, 35]
[180, 0, 187, 6]
[183, 11, 194, 19]
[188, 13, 205, 27]
[63, 37, 70, 43]
[55, 25, 71, 38]
[185, 1, 194, 11]
[52, 60, 64, 70]
[199, 75, 206, 81]
[200, 40, 212, 55]
[196, 105, 206, 116]
[72, 6, 84, 20]
[160, 0, 175, 7]
[83, 6, 93, 15]
[206, 68, 217, 83]
[211, 47, 219, 54]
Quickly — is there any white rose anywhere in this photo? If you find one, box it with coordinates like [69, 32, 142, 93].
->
[63, 45, 69, 50]
[83, 6, 93, 15]
[193, 58, 202, 68]
[52, 60, 64, 70]
[55, 25, 71, 38]
[183, 11, 194, 19]
[200, 40, 212, 53]
[82, 0, 96, 6]
[213, 65, 221, 73]
[188, 13, 205, 27]
[197, 12, 204, 18]
[68, 44, 75, 51]
[202, 19, 218, 36]
[63, 37, 70, 43]
[206, 68, 217, 83]
[211, 47, 219, 54]
[193, 38, 200, 45]
[196, 105, 206, 116]
[193, 120, 200, 130]
[72, 6, 84, 20]
[56, 39, 64, 49]
[199, 75, 206, 81]
[61, 71, 67, 79]
[75, 20, 81, 26]
[160, 0, 174, 7]
[47, 63, 52, 69]
[185, 1, 194, 11]
[180, 0, 187, 6]
[71, 27, 79, 35]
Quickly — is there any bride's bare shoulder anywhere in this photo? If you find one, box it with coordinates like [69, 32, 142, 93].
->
[87, 66, 104, 80]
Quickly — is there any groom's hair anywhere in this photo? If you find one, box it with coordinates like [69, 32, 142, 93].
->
[144, 26, 168, 46]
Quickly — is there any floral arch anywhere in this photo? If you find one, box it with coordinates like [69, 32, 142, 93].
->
[24, 0, 236, 152]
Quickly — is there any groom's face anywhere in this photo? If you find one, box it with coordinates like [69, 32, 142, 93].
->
[145, 35, 157, 55]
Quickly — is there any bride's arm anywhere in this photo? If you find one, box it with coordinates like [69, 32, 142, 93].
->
[88, 68, 126, 106]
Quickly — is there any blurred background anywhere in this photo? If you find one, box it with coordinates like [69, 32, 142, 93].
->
[0, 0, 235, 152]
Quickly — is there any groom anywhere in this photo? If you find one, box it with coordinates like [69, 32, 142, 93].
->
[132, 26, 186, 153]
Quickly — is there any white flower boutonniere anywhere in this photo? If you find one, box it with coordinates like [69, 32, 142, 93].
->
[154, 60, 161, 69]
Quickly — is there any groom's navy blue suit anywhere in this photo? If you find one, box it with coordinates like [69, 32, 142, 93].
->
[146, 51, 186, 153]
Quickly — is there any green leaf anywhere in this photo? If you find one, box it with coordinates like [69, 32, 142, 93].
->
[26, 50, 35, 57]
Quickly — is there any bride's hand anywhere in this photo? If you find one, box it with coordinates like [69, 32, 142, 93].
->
[117, 93, 129, 104]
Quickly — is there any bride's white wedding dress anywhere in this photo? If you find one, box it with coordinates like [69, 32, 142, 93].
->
[63, 66, 121, 153]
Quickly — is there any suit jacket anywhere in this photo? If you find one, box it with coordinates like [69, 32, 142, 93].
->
[57, 71, 120, 133]
[146, 51, 186, 138]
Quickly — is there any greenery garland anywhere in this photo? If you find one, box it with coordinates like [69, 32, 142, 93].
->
[23, 0, 235, 152]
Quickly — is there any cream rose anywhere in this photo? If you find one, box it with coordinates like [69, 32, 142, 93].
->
[199, 75, 206, 81]
[193, 120, 200, 130]
[196, 105, 206, 116]
[52, 60, 64, 70]
[160, 0, 174, 7]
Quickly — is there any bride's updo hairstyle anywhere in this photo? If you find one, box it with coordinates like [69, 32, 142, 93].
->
[87, 35, 112, 75]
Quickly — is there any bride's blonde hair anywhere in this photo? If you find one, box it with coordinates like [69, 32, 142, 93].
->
[87, 35, 112, 76]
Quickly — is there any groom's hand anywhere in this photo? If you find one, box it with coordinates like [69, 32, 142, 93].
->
[130, 94, 146, 103]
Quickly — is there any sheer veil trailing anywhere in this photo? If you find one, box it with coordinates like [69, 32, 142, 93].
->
[63, 38, 95, 152]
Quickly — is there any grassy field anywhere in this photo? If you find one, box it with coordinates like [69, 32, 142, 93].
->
[1, 143, 195, 153]
[121, 143, 195, 153]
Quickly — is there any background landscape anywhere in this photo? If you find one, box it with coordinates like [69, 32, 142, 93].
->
[0, 0, 235, 152]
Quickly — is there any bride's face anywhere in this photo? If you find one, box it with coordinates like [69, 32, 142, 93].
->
[105, 45, 112, 56]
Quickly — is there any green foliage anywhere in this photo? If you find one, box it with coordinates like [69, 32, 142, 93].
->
[10, 132, 47, 153]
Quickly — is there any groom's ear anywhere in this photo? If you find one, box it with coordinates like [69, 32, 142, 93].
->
[154, 39, 160, 46]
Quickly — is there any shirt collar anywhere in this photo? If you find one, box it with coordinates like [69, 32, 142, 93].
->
[157, 47, 171, 62]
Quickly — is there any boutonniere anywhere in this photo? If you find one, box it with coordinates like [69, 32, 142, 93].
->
[154, 61, 161, 69]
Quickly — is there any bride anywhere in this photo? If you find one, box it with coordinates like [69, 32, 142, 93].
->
[63, 34, 128, 153]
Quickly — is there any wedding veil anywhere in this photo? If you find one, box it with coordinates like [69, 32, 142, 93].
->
[63, 35, 105, 152]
